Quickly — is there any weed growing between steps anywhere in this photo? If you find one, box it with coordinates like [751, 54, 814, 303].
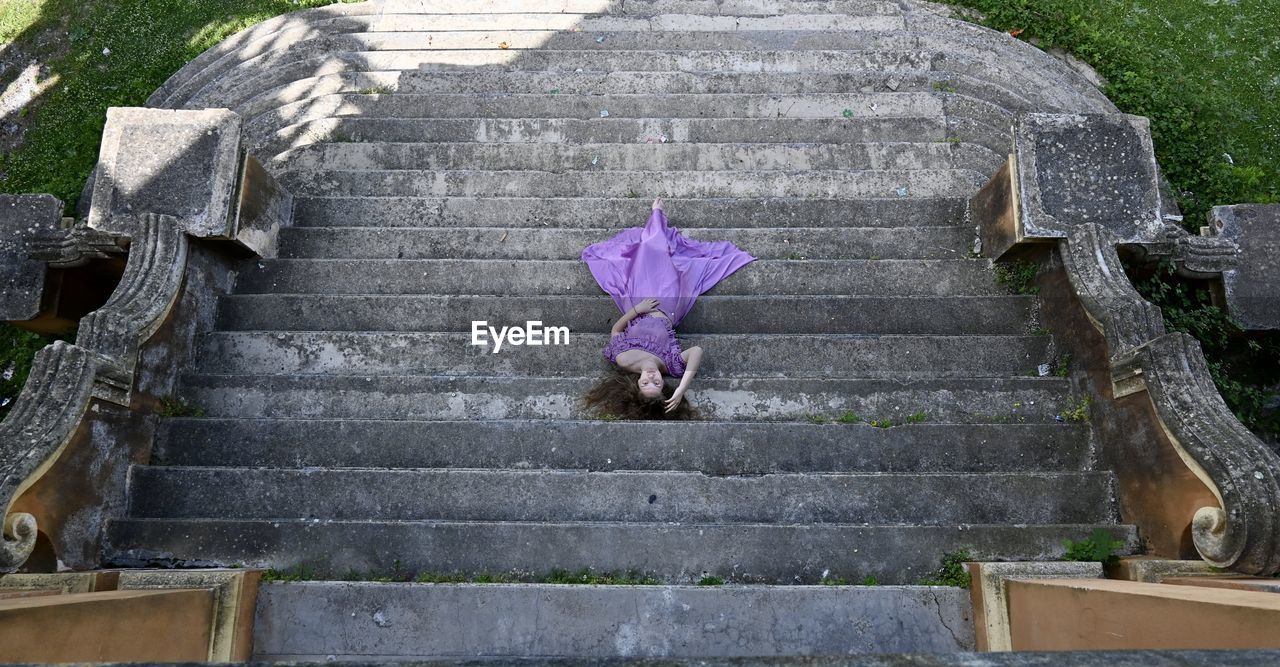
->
[263, 563, 899, 586]
[917, 549, 973, 588]
[0, 0, 363, 214]
[804, 411, 929, 427]
[1059, 396, 1090, 423]
[263, 564, 663, 585]
[1061, 528, 1126, 567]
[992, 259, 1040, 295]
[157, 395, 205, 418]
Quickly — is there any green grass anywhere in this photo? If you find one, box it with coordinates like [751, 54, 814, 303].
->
[938, 0, 1279, 220]
[0, 0, 363, 214]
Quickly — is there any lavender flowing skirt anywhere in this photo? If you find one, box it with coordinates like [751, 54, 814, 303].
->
[581, 209, 756, 326]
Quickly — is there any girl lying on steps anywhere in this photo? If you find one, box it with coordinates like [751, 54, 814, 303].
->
[580, 197, 755, 419]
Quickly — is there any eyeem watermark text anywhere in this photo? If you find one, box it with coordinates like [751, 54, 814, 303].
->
[471, 320, 570, 353]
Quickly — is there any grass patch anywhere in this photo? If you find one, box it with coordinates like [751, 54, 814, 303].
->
[0, 0, 363, 214]
[696, 575, 725, 586]
[936, 0, 1278, 219]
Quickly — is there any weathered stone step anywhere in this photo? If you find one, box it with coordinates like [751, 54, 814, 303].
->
[155, 419, 1092, 472]
[280, 168, 982, 200]
[248, 92, 946, 136]
[277, 226, 975, 260]
[178, 374, 1079, 422]
[189, 39, 1096, 116]
[233, 259, 1003, 297]
[196, 332, 1049, 379]
[241, 70, 1042, 129]
[105, 519, 1139, 584]
[292, 195, 969, 229]
[217, 295, 1035, 335]
[321, 13, 912, 35]
[273, 141, 999, 175]
[128, 467, 1117, 525]
[251, 582, 974, 660]
[258, 116, 952, 156]
[153, 1, 913, 107]
[194, 47, 928, 111]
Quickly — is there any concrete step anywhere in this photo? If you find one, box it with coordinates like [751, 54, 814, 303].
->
[127, 467, 1118, 525]
[154, 419, 1093, 473]
[216, 295, 1036, 335]
[280, 168, 983, 200]
[104, 518, 1139, 584]
[291, 196, 970, 229]
[257, 116, 953, 156]
[195, 332, 1050, 379]
[177, 374, 1079, 422]
[232, 259, 1005, 297]
[250, 582, 974, 659]
[273, 141, 1000, 175]
[277, 226, 976, 260]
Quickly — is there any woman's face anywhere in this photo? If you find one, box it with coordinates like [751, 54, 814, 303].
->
[637, 368, 664, 400]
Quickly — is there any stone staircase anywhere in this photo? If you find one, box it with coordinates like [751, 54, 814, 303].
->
[104, 0, 1136, 657]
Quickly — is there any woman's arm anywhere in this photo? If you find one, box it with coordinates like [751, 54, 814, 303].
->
[611, 298, 659, 335]
[666, 345, 703, 413]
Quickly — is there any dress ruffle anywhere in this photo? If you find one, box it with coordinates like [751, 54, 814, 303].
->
[603, 330, 686, 378]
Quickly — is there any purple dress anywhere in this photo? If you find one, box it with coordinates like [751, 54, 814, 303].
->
[582, 208, 756, 377]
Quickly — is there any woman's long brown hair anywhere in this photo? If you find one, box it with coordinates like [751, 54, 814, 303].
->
[581, 365, 699, 420]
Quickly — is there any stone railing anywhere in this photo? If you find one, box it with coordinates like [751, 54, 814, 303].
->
[1, 215, 187, 570]
[973, 112, 1280, 575]
[1060, 224, 1280, 575]
[0, 107, 290, 572]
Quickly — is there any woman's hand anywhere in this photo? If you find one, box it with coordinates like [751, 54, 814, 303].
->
[634, 298, 659, 314]
[664, 385, 686, 413]
[652, 197, 664, 211]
